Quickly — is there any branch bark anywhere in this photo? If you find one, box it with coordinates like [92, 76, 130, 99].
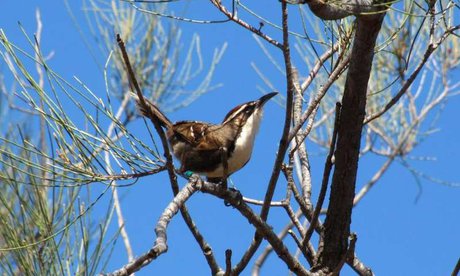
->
[108, 179, 200, 275]
[233, 2, 294, 273]
[199, 182, 310, 276]
[298, 0, 386, 20]
[315, 12, 387, 273]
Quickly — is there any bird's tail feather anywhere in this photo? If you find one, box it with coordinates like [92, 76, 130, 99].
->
[131, 92, 172, 128]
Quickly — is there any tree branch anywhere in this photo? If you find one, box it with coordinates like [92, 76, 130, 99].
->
[296, 0, 388, 20]
[252, 209, 302, 275]
[452, 257, 460, 276]
[199, 182, 311, 276]
[233, 3, 294, 273]
[260, 0, 294, 223]
[107, 179, 200, 275]
[209, 0, 282, 49]
[302, 102, 341, 249]
[315, 10, 387, 272]
[288, 54, 350, 143]
[225, 249, 232, 276]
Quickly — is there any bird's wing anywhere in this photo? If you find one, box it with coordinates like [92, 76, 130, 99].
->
[172, 121, 210, 145]
[172, 121, 226, 151]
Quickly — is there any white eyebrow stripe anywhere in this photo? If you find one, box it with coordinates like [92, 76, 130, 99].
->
[189, 125, 195, 139]
[222, 104, 250, 124]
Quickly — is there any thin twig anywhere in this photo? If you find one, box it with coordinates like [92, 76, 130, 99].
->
[209, 0, 282, 49]
[242, 197, 285, 207]
[288, 55, 350, 143]
[287, 169, 322, 232]
[260, 0, 294, 224]
[287, 230, 311, 263]
[365, 25, 459, 124]
[356, 79, 452, 205]
[284, 204, 305, 239]
[104, 93, 135, 262]
[300, 43, 340, 93]
[452, 257, 460, 276]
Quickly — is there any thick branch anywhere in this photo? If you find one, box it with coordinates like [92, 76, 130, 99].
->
[298, 0, 385, 20]
[315, 12, 386, 273]
[302, 103, 341, 248]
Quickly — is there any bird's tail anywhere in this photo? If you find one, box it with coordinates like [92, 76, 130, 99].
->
[131, 92, 172, 128]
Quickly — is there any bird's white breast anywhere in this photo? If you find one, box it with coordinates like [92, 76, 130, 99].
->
[206, 109, 263, 177]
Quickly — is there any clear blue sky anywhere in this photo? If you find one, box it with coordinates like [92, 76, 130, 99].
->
[1, 1, 459, 275]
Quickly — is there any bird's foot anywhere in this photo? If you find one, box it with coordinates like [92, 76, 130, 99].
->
[184, 170, 194, 179]
[224, 187, 243, 207]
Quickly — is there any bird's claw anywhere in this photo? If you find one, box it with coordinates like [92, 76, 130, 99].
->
[224, 187, 243, 207]
[184, 170, 194, 179]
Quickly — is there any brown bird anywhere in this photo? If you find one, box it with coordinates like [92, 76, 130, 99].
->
[135, 92, 277, 182]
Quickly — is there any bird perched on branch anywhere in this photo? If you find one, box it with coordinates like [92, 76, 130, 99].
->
[134, 92, 277, 183]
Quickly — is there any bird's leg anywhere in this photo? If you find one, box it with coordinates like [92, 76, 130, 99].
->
[220, 147, 243, 206]
[177, 164, 193, 179]
[220, 146, 228, 190]
[225, 186, 243, 207]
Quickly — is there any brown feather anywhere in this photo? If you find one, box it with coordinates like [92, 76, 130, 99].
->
[135, 96, 172, 128]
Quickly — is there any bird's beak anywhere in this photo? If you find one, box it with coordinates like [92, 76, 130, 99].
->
[257, 92, 278, 106]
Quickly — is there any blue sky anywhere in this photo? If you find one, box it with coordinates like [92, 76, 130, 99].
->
[1, 1, 459, 275]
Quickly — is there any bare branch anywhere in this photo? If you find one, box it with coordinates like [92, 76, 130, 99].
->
[288, 54, 350, 143]
[452, 257, 460, 276]
[296, 0, 389, 20]
[200, 181, 311, 276]
[209, 0, 282, 49]
[302, 102, 341, 248]
[243, 197, 286, 207]
[225, 249, 232, 276]
[105, 93, 135, 262]
[107, 179, 200, 275]
[300, 43, 340, 93]
[252, 208, 302, 276]
[317, 10, 387, 272]
[287, 230, 314, 266]
[260, 0, 295, 222]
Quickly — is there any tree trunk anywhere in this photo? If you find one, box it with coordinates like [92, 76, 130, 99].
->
[316, 13, 386, 273]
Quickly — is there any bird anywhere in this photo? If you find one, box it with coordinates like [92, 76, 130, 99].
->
[134, 92, 278, 183]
